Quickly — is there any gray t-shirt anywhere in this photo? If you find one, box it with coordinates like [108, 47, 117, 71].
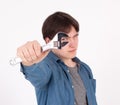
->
[68, 65, 87, 105]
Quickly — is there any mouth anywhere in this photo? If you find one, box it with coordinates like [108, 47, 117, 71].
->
[68, 49, 77, 52]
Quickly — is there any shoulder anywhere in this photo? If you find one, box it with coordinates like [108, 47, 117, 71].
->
[80, 61, 94, 79]
[73, 57, 92, 73]
[73, 57, 94, 79]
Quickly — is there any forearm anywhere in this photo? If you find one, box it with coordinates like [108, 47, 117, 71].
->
[20, 61, 52, 88]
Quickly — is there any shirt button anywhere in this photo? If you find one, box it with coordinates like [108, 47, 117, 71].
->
[72, 85, 74, 88]
[67, 70, 70, 73]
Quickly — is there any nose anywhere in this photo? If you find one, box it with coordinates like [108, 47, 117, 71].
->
[68, 38, 76, 47]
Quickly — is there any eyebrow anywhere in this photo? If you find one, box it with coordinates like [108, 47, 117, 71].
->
[68, 33, 79, 38]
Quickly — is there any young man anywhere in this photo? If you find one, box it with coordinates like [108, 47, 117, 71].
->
[17, 11, 97, 105]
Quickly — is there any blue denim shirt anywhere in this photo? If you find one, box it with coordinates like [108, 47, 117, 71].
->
[21, 51, 97, 105]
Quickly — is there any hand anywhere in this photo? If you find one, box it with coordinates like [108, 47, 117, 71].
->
[17, 40, 49, 66]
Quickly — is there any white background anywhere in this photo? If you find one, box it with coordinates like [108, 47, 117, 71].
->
[0, 0, 120, 105]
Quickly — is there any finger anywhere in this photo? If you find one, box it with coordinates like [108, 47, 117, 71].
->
[27, 45, 37, 61]
[17, 47, 27, 63]
[32, 40, 41, 57]
[22, 47, 33, 62]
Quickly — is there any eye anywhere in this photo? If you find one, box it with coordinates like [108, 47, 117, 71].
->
[73, 34, 78, 39]
[61, 37, 69, 43]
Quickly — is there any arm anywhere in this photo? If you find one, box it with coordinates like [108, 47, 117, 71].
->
[17, 40, 51, 88]
[20, 61, 52, 88]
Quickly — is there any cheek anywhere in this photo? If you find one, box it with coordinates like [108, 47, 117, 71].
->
[75, 39, 79, 46]
[76, 40, 79, 46]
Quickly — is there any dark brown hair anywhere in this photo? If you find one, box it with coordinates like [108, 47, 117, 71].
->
[42, 11, 79, 40]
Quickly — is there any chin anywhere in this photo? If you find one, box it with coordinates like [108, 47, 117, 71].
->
[69, 53, 76, 58]
[71, 51, 76, 56]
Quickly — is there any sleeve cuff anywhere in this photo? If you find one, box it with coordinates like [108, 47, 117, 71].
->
[20, 63, 36, 72]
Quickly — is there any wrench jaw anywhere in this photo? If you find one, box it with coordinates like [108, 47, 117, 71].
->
[42, 32, 69, 51]
[41, 33, 60, 51]
[57, 32, 69, 49]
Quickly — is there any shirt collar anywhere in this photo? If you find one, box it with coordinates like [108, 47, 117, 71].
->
[47, 51, 81, 65]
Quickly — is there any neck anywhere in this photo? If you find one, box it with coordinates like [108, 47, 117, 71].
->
[63, 59, 76, 67]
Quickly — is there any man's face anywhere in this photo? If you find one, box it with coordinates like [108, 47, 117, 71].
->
[53, 26, 79, 60]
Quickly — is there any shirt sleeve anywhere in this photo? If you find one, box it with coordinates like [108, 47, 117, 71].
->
[20, 61, 52, 89]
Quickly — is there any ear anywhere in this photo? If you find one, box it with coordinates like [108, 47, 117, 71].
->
[45, 37, 51, 44]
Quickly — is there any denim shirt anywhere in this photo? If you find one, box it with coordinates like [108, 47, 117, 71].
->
[21, 51, 97, 105]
